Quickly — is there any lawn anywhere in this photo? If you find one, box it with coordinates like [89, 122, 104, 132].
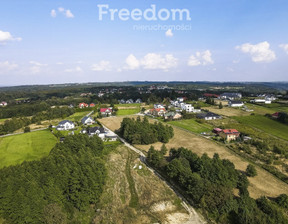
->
[0, 130, 57, 169]
[67, 111, 93, 122]
[115, 103, 141, 108]
[167, 119, 212, 134]
[233, 115, 288, 141]
[117, 108, 140, 116]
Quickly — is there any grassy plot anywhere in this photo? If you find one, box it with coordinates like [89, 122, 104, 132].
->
[67, 111, 93, 122]
[233, 115, 288, 141]
[94, 145, 189, 224]
[117, 108, 140, 116]
[0, 130, 57, 169]
[167, 119, 212, 134]
[115, 103, 141, 108]
[0, 118, 8, 124]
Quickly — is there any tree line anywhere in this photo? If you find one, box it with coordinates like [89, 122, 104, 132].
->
[0, 134, 107, 224]
[147, 146, 288, 224]
[118, 116, 174, 144]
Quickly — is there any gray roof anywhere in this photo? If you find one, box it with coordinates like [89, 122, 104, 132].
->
[88, 127, 106, 134]
[229, 100, 243, 104]
[197, 112, 221, 119]
[58, 120, 74, 125]
[81, 116, 94, 124]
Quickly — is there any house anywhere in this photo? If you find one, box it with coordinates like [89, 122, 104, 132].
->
[56, 120, 75, 131]
[0, 101, 7, 107]
[204, 93, 220, 98]
[197, 112, 221, 120]
[88, 127, 106, 138]
[228, 100, 244, 107]
[150, 108, 166, 117]
[126, 99, 134, 104]
[135, 98, 142, 103]
[154, 104, 165, 109]
[219, 129, 240, 142]
[181, 104, 201, 113]
[79, 102, 88, 108]
[177, 97, 184, 102]
[105, 133, 118, 141]
[81, 116, 95, 125]
[272, 112, 280, 119]
[213, 128, 223, 135]
[164, 112, 182, 120]
[220, 93, 242, 100]
[100, 108, 112, 116]
[90, 103, 96, 107]
[119, 99, 126, 104]
[250, 98, 271, 104]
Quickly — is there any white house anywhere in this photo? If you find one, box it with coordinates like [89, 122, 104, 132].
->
[56, 120, 75, 131]
[197, 112, 221, 120]
[181, 103, 201, 113]
[81, 116, 95, 125]
[0, 101, 7, 107]
[88, 127, 107, 139]
[228, 100, 244, 107]
[220, 93, 242, 100]
[154, 104, 165, 109]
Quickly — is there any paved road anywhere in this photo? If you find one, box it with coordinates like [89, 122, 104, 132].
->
[0, 127, 48, 138]
[102, 124, 206, 224]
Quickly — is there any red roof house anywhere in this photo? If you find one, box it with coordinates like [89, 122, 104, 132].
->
[79, 102, 88, 108]
[219, 129, 240, 142]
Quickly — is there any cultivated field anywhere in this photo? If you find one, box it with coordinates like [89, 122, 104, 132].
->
[117, 108, 140, 116]
[167, 119, 212, 134]
[0, 130, 57, 169]
[206, 106, 250, 117]
[100, 116, 288, 199]
[94, 145, 203, 224]
[233, 115, 288, 141]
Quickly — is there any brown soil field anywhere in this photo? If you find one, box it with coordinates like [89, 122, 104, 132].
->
[100, 116, 288, 199]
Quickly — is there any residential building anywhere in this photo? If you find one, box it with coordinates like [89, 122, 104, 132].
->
[228, 100, 244, 107]
[81, 116, 95, 125]
[164, 112, 182, 120]
[150, 108, 166, 117]
[154, 104, 165, 109]
[56, 120, 75, 131]
[197, 112, 221, 120]
[220, 93, 242, 100]
[79, 102, 88, 108]
[219, 129, 240, 142]
[0, 101, 7, 107]
[100, 108, 112, 116]
[87, 127, 106, 139]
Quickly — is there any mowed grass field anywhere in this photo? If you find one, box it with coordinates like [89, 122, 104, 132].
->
[100, 116, 288, 199]
[206, 106, 250, 117]
[167, 119, 212, 134]
[0, 130, 57, 169]
[233, 115, 288, 141]
[117, 108, 140, 116]
[67, 111, 93, 122]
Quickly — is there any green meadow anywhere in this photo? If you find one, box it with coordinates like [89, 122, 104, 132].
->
[168, 119, 213, 134]
[117, 108, 140, 116]
[0, 130, 57, 169]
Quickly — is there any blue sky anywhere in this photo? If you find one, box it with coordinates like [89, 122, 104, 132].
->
[0, 0, 288, 85]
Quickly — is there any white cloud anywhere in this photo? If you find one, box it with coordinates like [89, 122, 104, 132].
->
[0, 30, 22, 43]
[124, 53, 178, 71]
[50, 9, 57, 18]
[0, 61, 18, 72]
[188, 50, 214, 66]
[29, 61, 47, 74]
[65, 10, 74, 18]
[165, 29, 173, 37]
[279, 44, 288, 54]
[52, 7, 74, 18]
[125, 54, 140, 70]
[91, 60, 111, 71]
[236, 41, 276, 63]
[65, 66, 82, 73]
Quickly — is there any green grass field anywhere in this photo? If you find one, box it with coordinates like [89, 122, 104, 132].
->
[67, 111, 93, 122]
[233, 115, 288, 141]
[246, 103, 288, 115]
[168, 119, 213, 134]
[0, 130, 57, 169]
[117, 108, 139, 116]
[115, 103, 141, 108]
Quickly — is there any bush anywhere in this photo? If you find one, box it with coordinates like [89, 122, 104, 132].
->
[24, 126, 31, 133]
[246, 164, 257, 177]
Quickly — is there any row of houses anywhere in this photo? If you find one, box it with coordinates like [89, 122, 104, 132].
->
[79, 102, 96, 108]
[118, 99, 142, 104]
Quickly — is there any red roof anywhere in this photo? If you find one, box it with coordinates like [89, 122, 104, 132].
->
[204, 93, 220, 98]
[150, 108, 166, 112]
[272, 112, 279, 117]
[90, 103, 95, 107]
[222, 129, 239, 135]
[100, 108, 112, 113]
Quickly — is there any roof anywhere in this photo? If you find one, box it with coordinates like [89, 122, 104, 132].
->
[58, 120, 74, 125]
[229, 100, 243, 104]
[81, 116, 94, 124]
[197, 112, 221, 119]
[100, 108, 112, 113]
[88, 127, 106, 134]
[213, 128, 222, 132]
[222, 129, 239, 135]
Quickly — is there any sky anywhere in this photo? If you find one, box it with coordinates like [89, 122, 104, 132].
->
[0, 0, 288, 85]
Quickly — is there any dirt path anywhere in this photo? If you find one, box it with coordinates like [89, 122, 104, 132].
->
[100, 116, 288, 199]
